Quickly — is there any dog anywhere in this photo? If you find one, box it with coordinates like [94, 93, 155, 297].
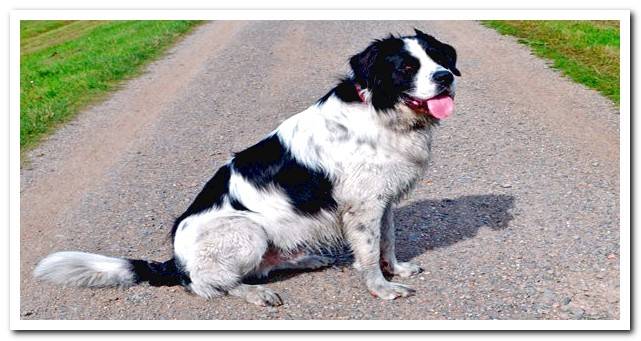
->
[34, 29, 460, 307]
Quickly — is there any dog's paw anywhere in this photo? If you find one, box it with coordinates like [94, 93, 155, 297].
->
[368, 281, 415, 300]
[392, 262, 423, 278]
[244, 286, 283, 307]
[381, 260, 423, 278]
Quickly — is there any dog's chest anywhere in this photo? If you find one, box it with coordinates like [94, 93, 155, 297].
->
[279, 103, 433, 200]
[337, 128, 432, 198]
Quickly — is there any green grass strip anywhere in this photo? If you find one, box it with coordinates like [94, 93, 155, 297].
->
[20, 20, 201, 149]
[482, 20, 620, 105]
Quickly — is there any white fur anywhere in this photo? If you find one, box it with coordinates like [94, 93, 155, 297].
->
[33, 251, 135, 287]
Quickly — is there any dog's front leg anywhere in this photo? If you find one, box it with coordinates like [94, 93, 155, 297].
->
[343, 205, 415, 300]
[380, 204, 424, 278]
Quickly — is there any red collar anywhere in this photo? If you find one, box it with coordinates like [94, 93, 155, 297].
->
[354, 83, 366, 103]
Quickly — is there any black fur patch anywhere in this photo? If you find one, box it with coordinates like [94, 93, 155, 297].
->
[230, 197, 249, 211]
[171, 164, 239, 239]
[232, 134, 337, 215]
[130, 258, 191, 287]
[317, 78, 363, 105]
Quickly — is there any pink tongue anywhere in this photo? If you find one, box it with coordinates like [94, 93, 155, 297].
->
[426, 95, 454, 119]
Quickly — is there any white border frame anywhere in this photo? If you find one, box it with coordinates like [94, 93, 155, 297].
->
[9, 9, 630, 331]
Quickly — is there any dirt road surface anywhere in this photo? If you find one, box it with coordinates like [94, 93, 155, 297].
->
[20, 21, 620, 320]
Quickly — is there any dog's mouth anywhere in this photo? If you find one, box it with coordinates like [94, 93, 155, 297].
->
[403, 90, 455, 120]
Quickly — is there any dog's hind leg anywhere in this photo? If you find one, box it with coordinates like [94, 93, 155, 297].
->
[178, 215, 283, 306]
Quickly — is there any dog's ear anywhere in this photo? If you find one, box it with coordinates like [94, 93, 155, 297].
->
[414, 28, 461, 77]
[442, 44, 461, 76]
[349, 42, 380, 86]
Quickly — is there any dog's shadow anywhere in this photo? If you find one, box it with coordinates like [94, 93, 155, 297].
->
[391, 194, 515, 261]
[250, 194, 515, 284]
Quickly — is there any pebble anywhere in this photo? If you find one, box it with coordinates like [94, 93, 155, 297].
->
[541, 289, 555, 303]
[571, 308, 585, 319]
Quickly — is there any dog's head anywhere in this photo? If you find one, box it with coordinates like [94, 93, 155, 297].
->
[350, 29, 461, 120]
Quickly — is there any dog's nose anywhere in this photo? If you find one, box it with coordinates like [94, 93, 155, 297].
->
[432, 70, 454, 86]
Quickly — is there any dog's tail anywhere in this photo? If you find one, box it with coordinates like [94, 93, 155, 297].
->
[33, 251, 190, 288]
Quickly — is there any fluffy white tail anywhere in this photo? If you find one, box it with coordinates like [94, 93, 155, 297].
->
[33, 251, 136, 287]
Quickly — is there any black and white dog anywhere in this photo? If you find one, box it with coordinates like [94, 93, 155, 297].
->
[34, 29, 460, 307]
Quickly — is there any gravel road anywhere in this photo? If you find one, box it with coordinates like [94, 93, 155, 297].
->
[20, 21, 620, 320]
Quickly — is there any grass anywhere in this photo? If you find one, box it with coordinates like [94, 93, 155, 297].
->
[20, 20, 201, 150]
[482, 20, 620, 105]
